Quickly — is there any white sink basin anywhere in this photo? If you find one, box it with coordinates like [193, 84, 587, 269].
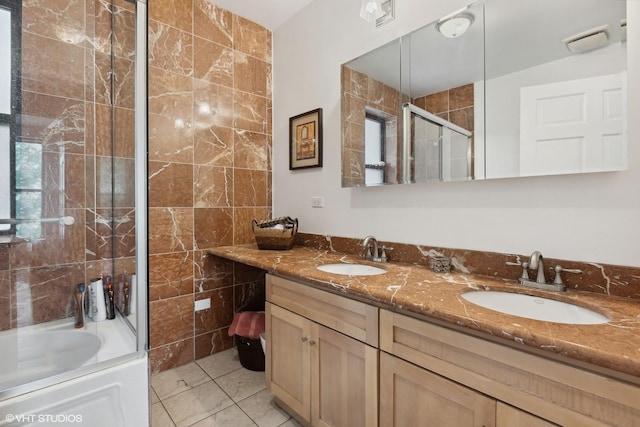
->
[461, 291, 609, 325]
[316, 263, 387, 276]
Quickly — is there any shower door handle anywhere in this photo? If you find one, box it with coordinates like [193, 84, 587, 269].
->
[0, 216, 75, 225]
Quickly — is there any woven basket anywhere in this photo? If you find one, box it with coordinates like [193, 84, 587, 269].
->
[252, 218, 298, 250]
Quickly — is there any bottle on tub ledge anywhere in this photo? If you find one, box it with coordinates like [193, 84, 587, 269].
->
[88, 277, 107, 322]
[103, 275, 116, 320]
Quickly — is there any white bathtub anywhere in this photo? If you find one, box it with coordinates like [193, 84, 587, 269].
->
[0, 317, 148, 427]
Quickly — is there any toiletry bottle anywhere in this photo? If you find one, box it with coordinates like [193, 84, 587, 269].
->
[90, 277, 107, 322]
[129, 273, 136, 314]
[106, 282, 116, 320]
[123, 279, 130, 316]
[75, 283, 85, 328]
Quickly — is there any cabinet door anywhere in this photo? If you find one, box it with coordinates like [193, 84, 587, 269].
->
[380, 352, 496, 427]
[497, 403, 559, 427]
[312, 325, 378, 427]
[266, 302, 312, 422]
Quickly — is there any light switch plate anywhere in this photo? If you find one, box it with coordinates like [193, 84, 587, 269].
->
[194, 298, 211, 311]
[311, 196, 324, 208]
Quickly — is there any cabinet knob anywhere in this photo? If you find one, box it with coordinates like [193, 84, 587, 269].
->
[309, 340, 316, 346]
[301, 337, 308, 342]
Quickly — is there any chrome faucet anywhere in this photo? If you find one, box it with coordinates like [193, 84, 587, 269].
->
[528, 251, 546, 284]
[507, 251, 583, 292]
[362, 235, 387, 263]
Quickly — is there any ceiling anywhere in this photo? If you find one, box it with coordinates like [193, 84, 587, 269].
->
[209, 0, 315, 30]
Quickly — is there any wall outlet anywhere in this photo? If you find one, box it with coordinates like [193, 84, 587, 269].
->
[194, 298, 211, 312]
[311, 196, 324, 208]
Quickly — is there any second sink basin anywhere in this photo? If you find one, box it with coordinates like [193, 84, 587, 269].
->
[316, 263, 387, 276]
[461, 291, 609, 325]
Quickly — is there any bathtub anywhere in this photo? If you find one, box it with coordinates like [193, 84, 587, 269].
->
[0, 317, 148, 427]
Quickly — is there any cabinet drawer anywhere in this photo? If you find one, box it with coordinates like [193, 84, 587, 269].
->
[380, 309, 640, 427]
[266, 274, 378, 347]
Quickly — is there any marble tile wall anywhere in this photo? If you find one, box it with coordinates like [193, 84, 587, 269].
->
[0, 0, 136, 331]
[147, 0, 272, 373]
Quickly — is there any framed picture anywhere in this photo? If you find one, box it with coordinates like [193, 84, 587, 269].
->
[289, 108, 323, 170]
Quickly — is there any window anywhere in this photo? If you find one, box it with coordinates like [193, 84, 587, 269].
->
[364, 112, 386, 186]
[0, 0, 21, 234]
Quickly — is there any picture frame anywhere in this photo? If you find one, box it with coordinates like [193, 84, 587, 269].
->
[289, 108, 323, 170]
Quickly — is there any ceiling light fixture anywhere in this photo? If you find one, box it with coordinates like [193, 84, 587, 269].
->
[360, 0, 394, 27]
[437, 13, 474, 38]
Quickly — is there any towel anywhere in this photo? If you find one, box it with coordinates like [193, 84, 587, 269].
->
[228, 311, 265, 339]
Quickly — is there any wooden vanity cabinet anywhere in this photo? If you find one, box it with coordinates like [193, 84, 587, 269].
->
[379, 309, 640, 427]
[265, 274, 378, 427]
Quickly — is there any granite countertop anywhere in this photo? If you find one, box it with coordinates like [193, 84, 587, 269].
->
[209, 244, 640, 379]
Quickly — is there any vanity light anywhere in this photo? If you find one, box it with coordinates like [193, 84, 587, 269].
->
[437, 13, 474, 38]
[360, 0, 394, 26]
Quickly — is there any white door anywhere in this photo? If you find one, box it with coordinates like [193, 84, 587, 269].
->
[520, 72, 626, 176]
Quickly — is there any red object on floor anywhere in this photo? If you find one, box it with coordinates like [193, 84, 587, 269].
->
[228, 311, 265, 339]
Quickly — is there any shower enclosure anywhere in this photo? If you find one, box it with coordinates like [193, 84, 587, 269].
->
[0, 0, 148, 424]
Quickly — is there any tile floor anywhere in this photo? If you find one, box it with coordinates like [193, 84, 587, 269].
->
[151, 348, 302, 427]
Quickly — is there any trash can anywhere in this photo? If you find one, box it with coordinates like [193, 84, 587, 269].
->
[229, 311, 265, 371]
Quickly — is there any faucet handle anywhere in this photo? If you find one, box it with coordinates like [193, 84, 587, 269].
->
[552, 265, 582, 285]
[506, 261, 530, 280]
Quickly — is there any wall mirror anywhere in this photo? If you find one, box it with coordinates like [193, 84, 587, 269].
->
[341, 0, 627, 187]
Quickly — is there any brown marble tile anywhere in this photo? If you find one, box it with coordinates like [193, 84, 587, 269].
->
[193, 208, 233, 250]
[86, 208, 114, 261]
[193, 80, 234, 130]
[40, 151, 85, 209]
[149, 19, 194, 76]
[0, 247, 9, 270]
[194, 0, 232, 47]
[22, 32, 86, 101]
[10, 209, 85, 269]
[114, 107, 135, 158]
[194, 36, 234, 87]
[194, 287, 234, 335]
[21, 91, 85, 154]
[92, 52, 112, 105]
[148, 207, 194, 255]
[194, 327, 234, 360]
[233, 169, 268, 207]
[11, 263, 84, 327]
[149, 251, 194, 301]
[113, 157, 135, 207]
[234, 281, 266, 313]
[148, 114, 194, 164]
[195, 252, 234, 293]
[233, 92, 267, 133]
[113, 58, 135, 109]
[424, 91, 449, 114]
[148, 161, 194, 207]
[233, 130, 270, 171]
[91, 0, 112, 56]
[194, 165, 233, 208]
[112, 2, 136, 60]
[234, 52, 268, 97]
[0, 270, 10, 331]
[450, 106, 474, 133]
[22, 0, 86, 47]
[149, 295, 194, 347]
[149, 0, 193, 34]
[148, 66, 193, 117]
[112, 208, 136, 258]
[233, 207, 268, 246]
[194, 124, 234, 167]
[149, 338, 194, 374]
[95, 103, 113, 157]
[233, 15, 271, 63]
[449, 83, 474, 110]
[234, 262, 266, 286]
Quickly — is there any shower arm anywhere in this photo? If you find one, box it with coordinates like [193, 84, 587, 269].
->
[0, 216, 75, 225]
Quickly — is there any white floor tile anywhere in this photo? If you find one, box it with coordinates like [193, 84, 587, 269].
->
[163, 380, 234, 427]
[151, 362, 210, 400]
[278, 418, 303, 427]
[196, 347, 242, 379]
[238, 389, 290, 427]
[215, 367, 266, 402]
[190, 404, 257, 427]
[151, 387, 160, 404]
[151, 402, 175, 427]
